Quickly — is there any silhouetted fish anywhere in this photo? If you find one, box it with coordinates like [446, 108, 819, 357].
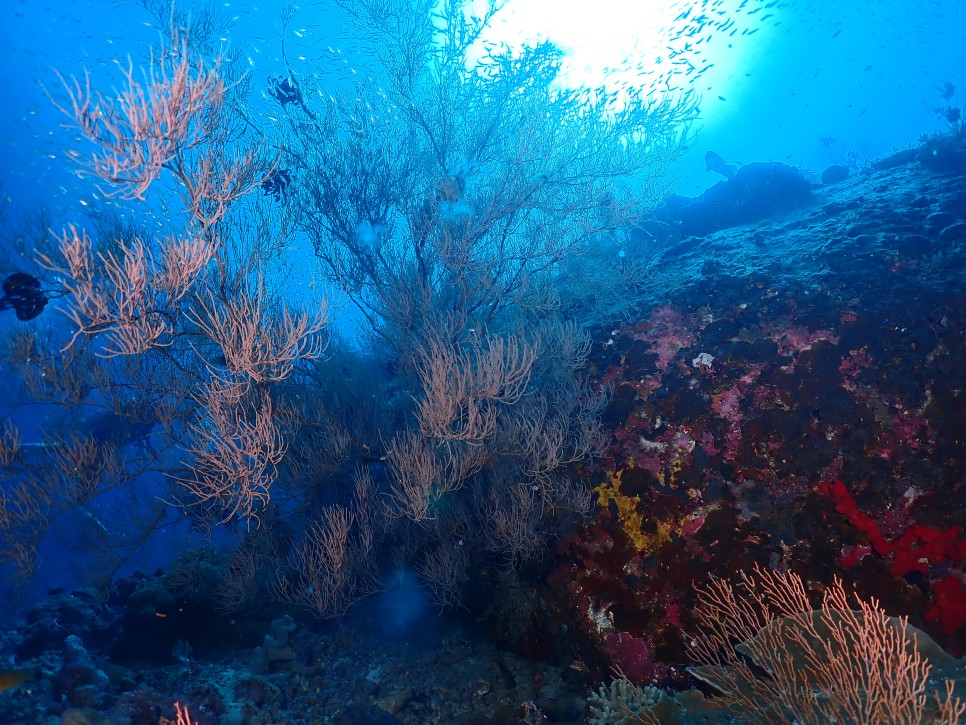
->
[705, 151, 738, 179]
[0, 273, 48, 321]
[88, 411, 159, 455]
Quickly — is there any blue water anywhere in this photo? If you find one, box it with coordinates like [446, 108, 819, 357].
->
[2, 0, 963, 213]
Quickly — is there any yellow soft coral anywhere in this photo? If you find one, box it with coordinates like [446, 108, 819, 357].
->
[594, 461, 674, 555]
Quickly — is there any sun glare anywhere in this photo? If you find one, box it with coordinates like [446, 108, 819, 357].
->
[474, 0, 718, 94]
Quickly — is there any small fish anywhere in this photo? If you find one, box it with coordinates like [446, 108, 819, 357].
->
[0, 669, 32, 692]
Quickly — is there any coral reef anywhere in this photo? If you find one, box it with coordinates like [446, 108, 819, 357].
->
[550, 145, 966, 687]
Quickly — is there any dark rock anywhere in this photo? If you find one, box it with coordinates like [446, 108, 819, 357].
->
[14, 590, 113, 661]
[59, 708, 114, 725]
[845, 224, 874, 238]
[917, 135, 966, 174]
[54, 635, 112, 709]
[938, 223, 966, 243]
[335, 704, 406, 725]
[539, 693, 585, 722]
[655, 163, 815, 237]
[925, 211, 957, 230]
[821, 164, 851, 184]
[871, 147, 919, 170]
[937, 191, 966, 215]
[559, 662, 596, 688]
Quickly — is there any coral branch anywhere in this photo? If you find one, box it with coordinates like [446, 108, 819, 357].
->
[52, 35, 224, 200]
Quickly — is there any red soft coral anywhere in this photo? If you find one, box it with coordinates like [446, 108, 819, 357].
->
[925, 576, 966, 635]
[818, 480, 966, 575]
